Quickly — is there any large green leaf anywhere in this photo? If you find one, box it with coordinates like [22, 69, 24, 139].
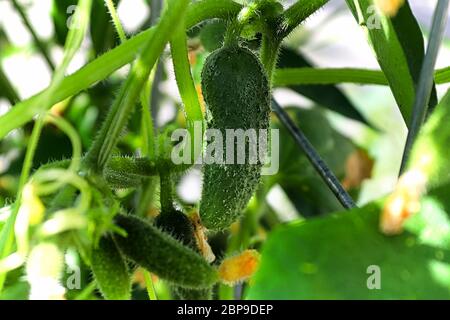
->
[249, 90, 450, 298]
[345, 0, 437, 125]
[276, 47, 368, 125]
[246, 200, 450, 299]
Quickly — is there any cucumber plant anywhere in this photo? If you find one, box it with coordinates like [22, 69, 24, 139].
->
[1, 0, 450, 300]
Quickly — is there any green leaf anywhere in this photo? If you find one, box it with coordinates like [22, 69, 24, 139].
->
[408, 89, 450, 187]
[345, 0, 437, 125]
[246, 201, 450, 299]
[276, 47, 368, 124]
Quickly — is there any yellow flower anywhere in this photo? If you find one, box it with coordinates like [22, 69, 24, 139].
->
[218, 250, 260, 285]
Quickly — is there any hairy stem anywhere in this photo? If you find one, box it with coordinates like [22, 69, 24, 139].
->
[84, 0, 190, 173]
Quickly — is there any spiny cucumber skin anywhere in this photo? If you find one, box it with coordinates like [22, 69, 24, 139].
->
[114, 214, 218, 289]
[91, 235, 131, 300]
[171, 286, 213, 300]
[155, 209, 196, 249]
[156, 210, 214, 300]
[200, 45, 270, 231]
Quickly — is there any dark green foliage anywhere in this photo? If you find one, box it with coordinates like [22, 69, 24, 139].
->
[114, 214, 218, 289]
[200, 20, 226, 52]
[277, 47, 367, 125]
[91, 235, 131, 300]
[155, 209, 196, 249]
[200, 45, 271, 231]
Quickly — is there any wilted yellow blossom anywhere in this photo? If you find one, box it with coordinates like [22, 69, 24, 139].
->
[219, 250, 260, 285]
[380, 169, 427, 235]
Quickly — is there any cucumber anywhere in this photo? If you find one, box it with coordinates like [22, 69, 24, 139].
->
[200, 45, 270, 231]
[91, 235, 131, 300]
[155, 209, 214, 300]
[114, 214, 218, 289]
[155, 209, 196, 249]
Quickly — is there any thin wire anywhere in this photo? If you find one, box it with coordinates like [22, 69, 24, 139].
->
[271, 98, 356, 209]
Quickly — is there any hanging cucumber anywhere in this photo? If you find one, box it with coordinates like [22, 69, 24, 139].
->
[113, 214, 218, 289]
[155, 209, 214, 300]
[199, 45, 271, 231]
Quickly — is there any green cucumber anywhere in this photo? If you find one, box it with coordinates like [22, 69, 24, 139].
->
[155, 209, 214, 300]
[155, 209, 196, 249]
[199, 45, 270, 230]
[91, 235, 131, 300]
[114, 214, 218, 289]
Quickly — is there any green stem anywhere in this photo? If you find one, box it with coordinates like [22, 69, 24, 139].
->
[143, 269, 158, 300]
[140, 76, 157, 160]
[0, 117, 44, 291]
[11, 0, 55, 71]
[223, 19, 243, 46]
[273, 67, 389, 86]
[0, 0, 93, 294]
[84, 0, 190, 173]
[170, 18, 204, 165]
[0, 0, 242, 140]
[104, 0, 127, 43]
[260, 34, 281, 82]
[159, 172, 174, 213]
[278, 0, 329, 38]
[75, 281, 97, 300]
[104, 0, 156, 160]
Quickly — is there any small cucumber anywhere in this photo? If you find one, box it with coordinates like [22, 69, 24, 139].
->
[155, 209, 214, 300]
[91, 235, 131, 300]
[155, 209, 196, 249]
[114, 214, 218, 289]
[200, 45, 270, 231]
